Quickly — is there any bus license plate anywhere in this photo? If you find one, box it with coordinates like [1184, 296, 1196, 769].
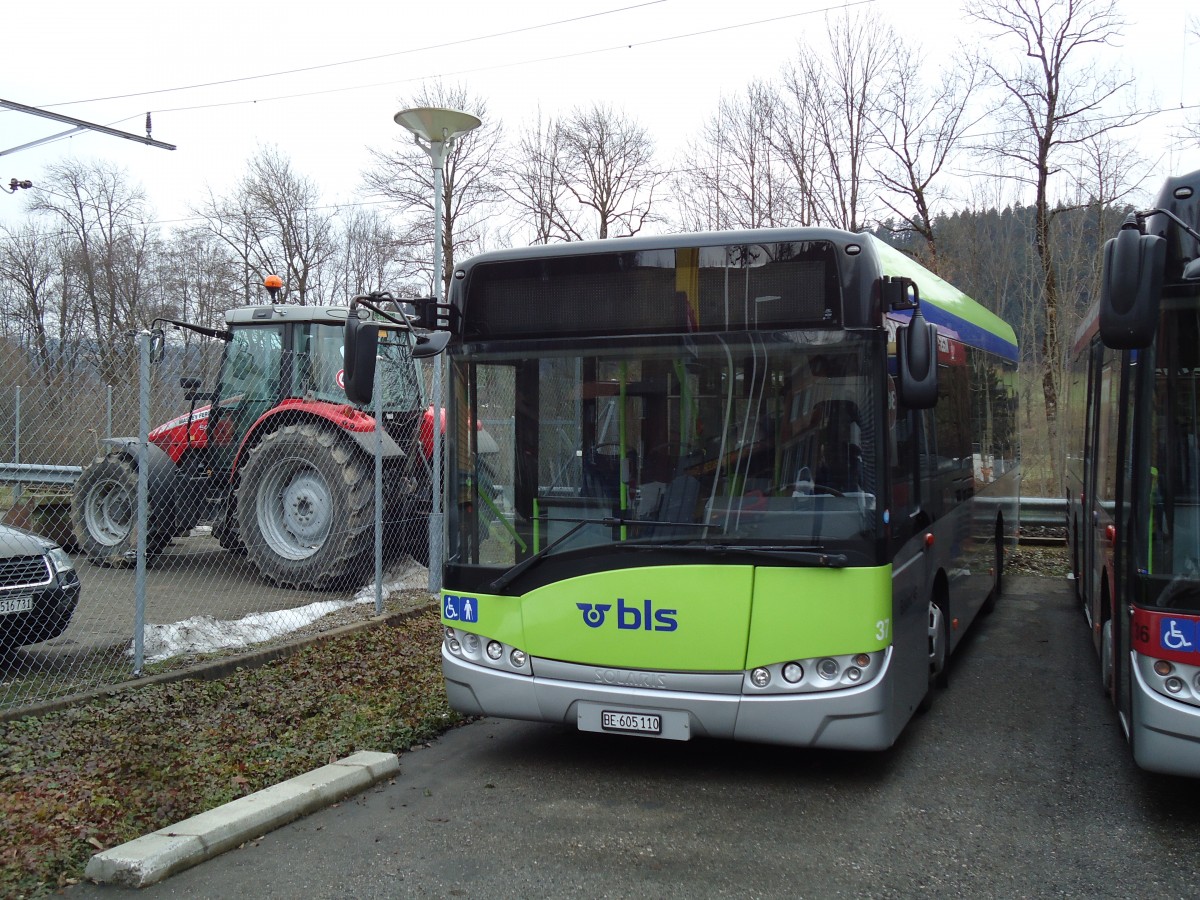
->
[601, 710, 662, 735]
[0, 595, 33, 615]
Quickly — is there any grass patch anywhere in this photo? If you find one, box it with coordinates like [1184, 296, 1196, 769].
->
[0, 608, 459, 898]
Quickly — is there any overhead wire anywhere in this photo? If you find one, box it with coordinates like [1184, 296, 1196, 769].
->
[37, 1, 671, 108]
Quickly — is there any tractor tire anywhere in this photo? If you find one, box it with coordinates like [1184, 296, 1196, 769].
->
[71, 452, 171, 567]
[236, 422, 373, 590]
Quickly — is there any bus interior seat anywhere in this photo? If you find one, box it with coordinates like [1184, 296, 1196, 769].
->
[646, 475, 700, 537]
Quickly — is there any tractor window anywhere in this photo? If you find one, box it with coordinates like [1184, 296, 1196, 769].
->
[221, 326, 283, 404]
[295, 324, 348, 403]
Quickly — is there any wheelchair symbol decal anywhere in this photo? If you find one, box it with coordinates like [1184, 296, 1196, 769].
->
[443, 594, 479, 624]
[1161, 618, 1196, 653]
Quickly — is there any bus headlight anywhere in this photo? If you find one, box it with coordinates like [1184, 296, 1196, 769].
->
[444, 629, 532, 675]
[816, 658, 840, 680]
[743, 649, 886, 694]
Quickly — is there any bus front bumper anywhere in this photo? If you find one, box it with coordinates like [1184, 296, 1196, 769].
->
[442, 647, 901, 750]
[1131, 656, 1200, 776]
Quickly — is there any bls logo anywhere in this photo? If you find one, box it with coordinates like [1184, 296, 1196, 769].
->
[576, 599, 678, 632]
[577, 603, 611, 628]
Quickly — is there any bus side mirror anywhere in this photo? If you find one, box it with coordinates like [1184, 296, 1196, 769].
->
[342, 312, 378, 406]
[1099, 223, 1164, 350]
[412, 331, 451, 359]
[898, 308, 938, 409]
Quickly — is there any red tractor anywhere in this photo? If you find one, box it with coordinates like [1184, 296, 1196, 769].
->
[70, 281, 442, 590]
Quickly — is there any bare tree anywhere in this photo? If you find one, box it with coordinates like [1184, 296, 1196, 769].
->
[675, 81, 791, 231]
[966, 0, 1140, 482]
[554, 103, 665, 240]
[503, 109, 571, 245]
[779, 13, 895, 232]
[193, 146, 336, 305]
[330, 208, 404, 297]
[361, 83, 503, 299]
[25, 159, 159, 385]
[1181, 16, 1200, 144]
[0, 222, 83, 385]
[871, 46, 985, 270]
[157, 227, 242, 330]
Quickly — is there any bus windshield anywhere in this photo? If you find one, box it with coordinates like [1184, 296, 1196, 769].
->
[448, 330, 883, 575]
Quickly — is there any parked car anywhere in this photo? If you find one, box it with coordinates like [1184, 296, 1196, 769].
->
[0, 523, 80, 649]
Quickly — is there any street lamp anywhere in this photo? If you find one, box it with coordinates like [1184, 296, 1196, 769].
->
[394, 106, 482, 593]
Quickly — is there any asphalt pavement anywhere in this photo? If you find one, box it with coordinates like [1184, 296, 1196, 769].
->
[68, 573, 1200, 899]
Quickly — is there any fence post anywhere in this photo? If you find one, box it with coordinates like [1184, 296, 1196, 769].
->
[12, 386, 20, 506]
[373, 363, 383, 616]
[133, 332, 150, 675]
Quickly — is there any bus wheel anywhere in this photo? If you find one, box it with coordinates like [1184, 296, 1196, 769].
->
[929, 600, 948, 683]
[918, 601, 948, 713]
[982, 530, 1003, 616]
[1101, 618, 1114, 696]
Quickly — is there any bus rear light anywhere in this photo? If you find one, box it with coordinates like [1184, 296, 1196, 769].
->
[1106, 525, 1117, 545]
[1154, 660, 1174, 677]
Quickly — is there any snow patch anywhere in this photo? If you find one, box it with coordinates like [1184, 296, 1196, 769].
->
[131, 558, 430, 663]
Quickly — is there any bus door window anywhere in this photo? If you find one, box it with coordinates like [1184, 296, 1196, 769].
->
[1151, 310, 1200, 581]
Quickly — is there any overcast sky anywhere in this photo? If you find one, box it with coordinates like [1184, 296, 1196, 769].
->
[2, 0, 1197, 230]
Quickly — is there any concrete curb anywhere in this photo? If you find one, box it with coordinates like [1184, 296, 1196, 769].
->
[84, 750, 400, 888]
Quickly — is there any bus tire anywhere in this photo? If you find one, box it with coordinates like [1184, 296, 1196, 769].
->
[981, 527, 1004, 616]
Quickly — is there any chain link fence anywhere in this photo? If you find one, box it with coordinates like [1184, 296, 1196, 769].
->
[0, 328, 437, 715]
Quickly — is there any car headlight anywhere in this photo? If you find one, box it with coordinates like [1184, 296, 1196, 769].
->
[46, 546, 75, 575]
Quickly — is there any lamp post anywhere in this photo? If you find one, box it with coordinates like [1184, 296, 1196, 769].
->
[394, 106, 482, 593]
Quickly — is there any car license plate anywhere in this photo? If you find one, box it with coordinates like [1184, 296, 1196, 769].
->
[0, 595, 33, 616]
[601, 710, 662, 735]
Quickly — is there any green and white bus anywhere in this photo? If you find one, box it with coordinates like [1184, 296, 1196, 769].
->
[350, 228, 1019, 749]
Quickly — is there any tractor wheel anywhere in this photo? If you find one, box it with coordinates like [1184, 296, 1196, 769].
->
[236, 423, 373, 590]
[71, 452, 170, 567]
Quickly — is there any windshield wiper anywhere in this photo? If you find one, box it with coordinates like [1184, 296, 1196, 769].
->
[625, 543, 848, 567]
[488, 514, 713, 592]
